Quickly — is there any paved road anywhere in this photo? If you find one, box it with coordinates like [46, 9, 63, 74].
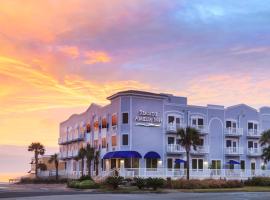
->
[1, 192, 270, 200]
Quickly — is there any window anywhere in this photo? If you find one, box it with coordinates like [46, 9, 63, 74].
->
[241, 160, 245, 170]
[112, 114, 117, 126]
[226, 140, 232, 147]
[94, 121, 99, 131]
[248, 141, 253, 148]
[168, 116, 174, 123]
[198, 138, 204, 146]
[122, 134, 129, 145]
[86, 123, 91, 133]
[198, 118, 204, 126]
[211, 160, 221, 169]
[229, 160, 234, 170]
[176, 118, 180, 124]
[192, 159, 203, 170]
[122, 113, 129, 124]
[146, 158, 157, 169]
[167, 158, 173, 169]
[226, 120, 237, 128]
[168, 137, 175, 144]
[111, 135, 117, 147]
[102, 118, 107, 129]
[102, 138, 106, 148]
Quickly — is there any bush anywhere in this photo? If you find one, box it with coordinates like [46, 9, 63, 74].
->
[134, 177, 146, 189]
[245, 177, 270, 186]
[79, 175, 93, 181]
[105, 176, 124, 189]
[67, 180, 99, 189]
[146, 177, 165, 190]
[171, 179, 243, 189]
[19, 177, 68, 184]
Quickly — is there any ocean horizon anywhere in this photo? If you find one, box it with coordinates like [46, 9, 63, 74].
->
[0, 172, 27, 183]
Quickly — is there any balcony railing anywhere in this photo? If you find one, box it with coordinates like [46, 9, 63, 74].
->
[58, 133, 85, 145]
[166, 123, 186, 133]
[225, 147, 244, 155]
[191, 125, 209, 134]
[167, 144, 185, 154]
[247, 148, 262, 156]
[224, 128, 243, 136]
[247, 129, 261, 137]
[191, 145, 209, 154]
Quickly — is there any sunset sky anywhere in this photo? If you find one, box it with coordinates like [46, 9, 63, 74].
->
[1, 0, 270, 176]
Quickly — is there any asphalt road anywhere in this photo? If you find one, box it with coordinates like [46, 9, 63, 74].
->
[1, 192, 270, 200]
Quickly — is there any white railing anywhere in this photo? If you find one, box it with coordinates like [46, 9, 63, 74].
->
[247, 148, 262, 156]
[224, 128, 243, 136]
[167, 144, 185, 153]
[166, 123, 186, 132]
[247, 129, 261, 137]
[115, 168, 270, 180]
[191, 125, 209, 134]
[225, 147, 244, 155]
[191, 145, 209, 154]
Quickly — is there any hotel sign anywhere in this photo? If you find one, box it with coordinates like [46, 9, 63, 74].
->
[135, 110, 162, 127]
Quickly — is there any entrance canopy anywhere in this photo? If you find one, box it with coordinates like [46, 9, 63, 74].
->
[175, 159, 186, 164]
[144, 151, 161, 159]
[103, 151, 142, 159]
[227, 160, 240, 165]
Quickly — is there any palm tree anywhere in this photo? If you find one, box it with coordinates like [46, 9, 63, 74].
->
[77, 147, 86, 177]
[28, 142, 45, 178]
[262, 146, 270, 165]
[260, 130, 270, 146]
[48, 154, 59, 180]
[85, 144, 95, 178]
[177, 127, 201, 180]
[94, 150, 100, 176]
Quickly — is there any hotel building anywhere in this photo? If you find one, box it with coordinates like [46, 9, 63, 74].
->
[59, 90, 270, 179]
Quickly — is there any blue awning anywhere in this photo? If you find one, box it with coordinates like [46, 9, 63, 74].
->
[103, 151, 142, 159]
[227, 160, 240, 165]
[144, 151, 161, 159]
[175, 159, 186, 164]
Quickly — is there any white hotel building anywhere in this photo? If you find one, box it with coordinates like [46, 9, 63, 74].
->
[58, 90, 270, 179]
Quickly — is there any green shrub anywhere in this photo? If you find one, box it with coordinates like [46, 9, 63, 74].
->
[67, 180, 99, 189]
[245, 177, 270, 186]
[79, 175, 93, 181]
[134, 177, 146, 189]
[171, 179, 243, 189]
[105, 176, 124, 189]
[146, 177, 165, 190]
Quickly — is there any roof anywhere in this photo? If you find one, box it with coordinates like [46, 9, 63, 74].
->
[107, 90, 170, 100]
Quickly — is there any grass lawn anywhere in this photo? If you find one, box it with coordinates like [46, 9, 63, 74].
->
[176, 186, 270, 193]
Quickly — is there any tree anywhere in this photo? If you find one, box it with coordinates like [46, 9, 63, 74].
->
[260, 130, 270, 146]
[85, 144, 95, 178]
[177, 127, 201, 180]
[77, 147, 86, 177]
[28, 142, 45, 178]
[94, 150, 100, 176]
[48, 153, 59, 180]
[262, 146, 270, 164]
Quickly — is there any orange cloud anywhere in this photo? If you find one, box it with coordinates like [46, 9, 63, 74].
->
[84, 51, 111, 64]
[58, 46, 79, 58]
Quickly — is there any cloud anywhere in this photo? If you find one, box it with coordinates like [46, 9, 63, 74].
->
[84, 51, 111, 64]
[230, 46, 270, 55]
[58, 45, 79, 58]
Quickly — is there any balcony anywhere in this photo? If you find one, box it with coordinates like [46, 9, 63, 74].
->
[191, 145, 209, 154]
[225, 147, 244, 155]
[224, 128, 243, 137]
[191, 125, 209, 134]
[247, 148, 262, 156]
[166, 123, 186, 133]
[247, 129, 261, 138]
[59, 151, 68, 159]
[167, 144, 185, 154]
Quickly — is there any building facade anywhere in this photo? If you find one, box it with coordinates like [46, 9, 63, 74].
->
[59, 90, 270, 179]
